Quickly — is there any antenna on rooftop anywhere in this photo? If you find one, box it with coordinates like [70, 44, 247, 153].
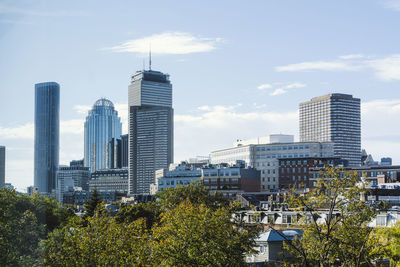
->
[149, 44, 152, 71]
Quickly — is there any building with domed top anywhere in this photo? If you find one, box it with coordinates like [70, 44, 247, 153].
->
[84, 98, 122, 172]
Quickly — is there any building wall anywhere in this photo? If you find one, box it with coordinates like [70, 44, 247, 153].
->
[34, 82, 59, 194]
[90, 168, 128, 193]
[128, 70, 173, 195]
[84, 98, 122, 172]
[211, 142, 334, 192]
[299, 94, 361, 166]
[57, 165, 90, 203]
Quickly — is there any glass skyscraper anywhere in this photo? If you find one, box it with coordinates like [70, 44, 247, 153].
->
[84, 98, 122, 172]
[128, 70, 173, 195]
[299, 93, 361, 166]
[34, 82, 60, 194]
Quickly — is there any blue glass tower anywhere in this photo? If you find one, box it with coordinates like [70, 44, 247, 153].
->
[34, 82, 60, 194]
[84, 98, 122, 172]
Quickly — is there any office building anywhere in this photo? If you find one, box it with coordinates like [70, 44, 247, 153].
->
[128, 69, 173, 195]
[121, 134, 128, 168]
[89, 168, 128, 193]
[211, 136, 334, 191]
[34, 82, 60, 194]
[202, 161, 261, 198]
[299, 94, 361, 166]
[150, 162, 203, 195]
[0, 146, 5, 188]
[381, 157, 393, 166]
[84, 98, 122, 172]
[56, 160, 90, 203]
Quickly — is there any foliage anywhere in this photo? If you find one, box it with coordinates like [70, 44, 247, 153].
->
[84, 188, 102, 218]
[156, 181, 230, 211]
[0, 188, 74, 266]
[152, 200, 257, 267]
[283, 167, 381, 266]
[44, 212, 151, 267]
[374, 221, 400, 265]
[115, 201, 160, 229]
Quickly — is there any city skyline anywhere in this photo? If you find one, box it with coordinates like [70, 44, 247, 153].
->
[1, 1, 400, 190]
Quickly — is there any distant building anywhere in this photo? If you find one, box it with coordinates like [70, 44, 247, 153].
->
[27, 186, 38, 196]
[84, 98, 122, 172]
[128, 69, 173, 195]
[299, 94, 361, 166]
[234, 134, 294, 147]
[34, 82, 60, 195]
[4, 183, 14, 190]
[150, 162, 203, 195]
[211, 137, 334, 191]
[381, 157, 393, 166]
[89, 168, 128, 193]
[0, 146, 5, 188]
[120, 134, 128, 168]
[278, 157, 347, 189]
[56, 160, 90, 203]
[202, 161, 261, 199]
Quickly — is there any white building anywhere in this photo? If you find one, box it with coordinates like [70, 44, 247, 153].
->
[211, 135, 334, 191]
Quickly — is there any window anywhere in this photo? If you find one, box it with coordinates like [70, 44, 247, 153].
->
[260, 245, 265, 254]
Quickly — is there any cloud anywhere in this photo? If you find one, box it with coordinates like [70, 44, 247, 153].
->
[257, 83, 272, 90]
[0, 3, 88, 17]
[257, 81, 307, 96]
[0, 123, 34, 139]
[276, 61, 359, 72]
[107, 32, 222, 54]
[270, 88, 287, 96]
[73, 105, 91, 115]
[276, 54, 400, 81]
[368, 55, 400, 81]
[381, 0, 400, 10]
[339, 54, 365, 60]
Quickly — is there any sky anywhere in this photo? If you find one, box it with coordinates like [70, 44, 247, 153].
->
[1, 0, 400, 191]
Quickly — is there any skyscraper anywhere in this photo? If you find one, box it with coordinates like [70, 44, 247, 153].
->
[299, 93, 361, 166]
[84, 98, 122, 172]
[128, 69, 173, 195]
[0, 146, 5, 188]
[34, 82, 60, 194]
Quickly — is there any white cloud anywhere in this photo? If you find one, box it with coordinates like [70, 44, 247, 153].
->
[381, 0, 400, 10]
[276, 61, 359, 72]
[107, 32, 222, 54]
[368, 55, 400, 81]
[0, 123, 34, 139]
[339, 54, 365, 60]
[257, 83, 272, 90]
[285, 82, 306, 89]
[73, 104, 91, 114]
[275, 54, 400, 81]
[270, 88, 287, 96]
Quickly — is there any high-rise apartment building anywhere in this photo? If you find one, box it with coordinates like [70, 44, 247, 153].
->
[299, 94, 361, 166]
[84, 98, 122, 172]
[0, 146, 5, 188]
[128, 69, 173, 195]
[34, 82, 60, 194]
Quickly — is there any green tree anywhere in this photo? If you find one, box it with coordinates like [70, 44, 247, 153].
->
[84, 188, 102, 217]
[152, 200, 257, 267]
[115, 201, 160, 229]
[283, 167, 381, 266]
[374, 221, 400, 265]
[156, 181, 230, 211]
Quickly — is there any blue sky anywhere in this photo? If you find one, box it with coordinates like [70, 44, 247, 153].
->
[1, 0, 400, 191]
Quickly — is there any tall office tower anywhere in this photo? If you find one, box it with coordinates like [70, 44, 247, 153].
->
[120, 134, 128, 168]
[34, 82, 60, 194]
[299, 93, 361, 166]
[0, 146, 5, 188]
[84, 98, 122, 172]
[128, 69, 173, 195]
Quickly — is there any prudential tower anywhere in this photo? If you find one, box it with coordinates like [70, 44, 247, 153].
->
[128, 65, 173, 195]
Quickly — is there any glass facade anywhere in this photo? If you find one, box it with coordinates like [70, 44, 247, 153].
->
[34, 82, 60, 194]
[128, 70, 174, 195]
[299, 94, 361, 166]
[84, 98, 122, 172]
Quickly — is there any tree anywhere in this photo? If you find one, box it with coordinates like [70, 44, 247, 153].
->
[283, 167, 381, 266]
[84, 188, 102, 217]
[152, 200, 257, 267]
[374, 221, 400, 265]
[156, 181, 230, 211]
[115, 201, 160, 229]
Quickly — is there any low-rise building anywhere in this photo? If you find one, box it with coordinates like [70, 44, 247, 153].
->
[56, 160, 90, 203]
[89, 168, 128, 193]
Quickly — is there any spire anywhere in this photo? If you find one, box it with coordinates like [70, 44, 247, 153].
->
[149, 44, 152, 70]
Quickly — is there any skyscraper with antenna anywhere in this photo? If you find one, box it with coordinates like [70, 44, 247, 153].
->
[127, 56, 173, 195]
